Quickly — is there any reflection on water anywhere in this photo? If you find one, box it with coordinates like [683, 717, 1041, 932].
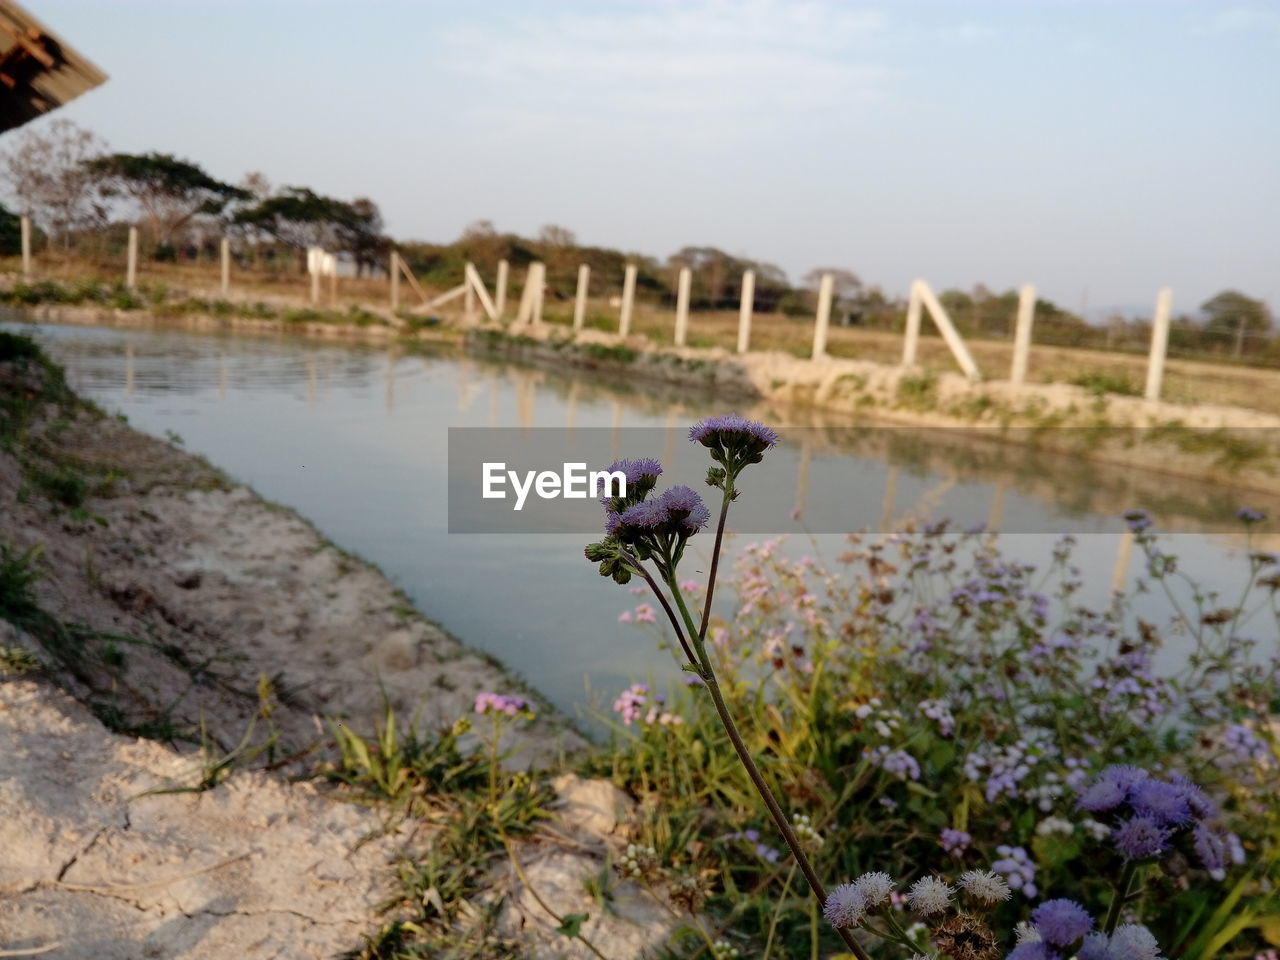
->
[6, 316, 1275, 724]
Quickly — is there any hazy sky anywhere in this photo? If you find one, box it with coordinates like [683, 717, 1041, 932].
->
[21, 0, 1280, 314]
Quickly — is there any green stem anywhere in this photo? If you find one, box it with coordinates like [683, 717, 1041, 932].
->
[666, 498, 872, 960]
[697, 480, 735, 641]
[1104, 861, 1139, 933]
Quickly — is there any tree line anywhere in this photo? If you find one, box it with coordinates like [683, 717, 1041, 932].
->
[0, 119, 1273, 362]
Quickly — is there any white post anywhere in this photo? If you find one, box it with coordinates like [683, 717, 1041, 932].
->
[220, 237, 230, 297]
[530, 262, 545, 325]
[573, 263, 590, 332]
[619, 263, 637, 336]
[464, 261, 476, 323]
[495, 259, 509, 318]
[737, 269, 755, 354]
[674, 266, 691, 346]
[917, 281, 982, 381]
[20, 215, 31, 278]
[812, 272, 834, 359]
[390, 251, 400, 312]
[464, 262, 498, 321]
[903, 280, 923, 366]
[1010, 283, 1035, 385]
[1144, 287, 1173, 402]
[126, 226, 138, 290]
[311, 268, 320, 304]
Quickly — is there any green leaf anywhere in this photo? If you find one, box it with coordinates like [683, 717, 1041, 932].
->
[556, 913, 589, 938]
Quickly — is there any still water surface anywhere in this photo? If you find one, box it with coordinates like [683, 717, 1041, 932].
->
[7, 317, 1275, 725]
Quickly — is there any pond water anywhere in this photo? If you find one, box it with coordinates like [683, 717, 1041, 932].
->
[6, 316, 1276, 728]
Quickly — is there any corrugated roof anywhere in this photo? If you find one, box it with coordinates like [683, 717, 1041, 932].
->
[0, 0, 107, 133]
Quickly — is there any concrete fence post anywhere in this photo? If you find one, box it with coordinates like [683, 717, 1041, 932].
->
[530, 262, 545, 325]
[464, 261, 476, 323]
[619, 264, 637, 336]
[20, 215, 31, 278]
[1144, 287, 1173, 402]
[1010, 283, 1036, 385]
[573, 264, 590, 333]
[737, 269, 755, 354]
[674, 266, 691, 346]
[902, 280, 923, 366]
[917, 281, 982, 381]
[220, 237, 231, 297]
[812, 272, 834, 359]
[126, 226, 138, 290]
[390, 252, 400, 312]
[495, 259, 509, 318]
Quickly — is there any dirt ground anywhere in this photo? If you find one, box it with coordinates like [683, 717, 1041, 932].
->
[0, 363, 630, 958]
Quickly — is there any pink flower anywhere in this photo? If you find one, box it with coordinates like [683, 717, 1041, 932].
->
[634, 604, 656, 623]
[618, 610, 633, 623]
[679, 579, 702, 593]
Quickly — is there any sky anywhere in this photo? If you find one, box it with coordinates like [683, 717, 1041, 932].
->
[16, 0, 1280, 315]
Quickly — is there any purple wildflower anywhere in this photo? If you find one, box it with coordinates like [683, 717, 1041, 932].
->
[1113, 815, 1170, 860]
[660, 485, 711, 533]
[1193, 823, 1227, 876]
[1168, 774, 1219, 820]
[1124, 510, 1152, 533]
[1032, 899, 1094, 946]
[474, 692, 532, 717]
[1010, 943, 1062, 960]
[597, 458, 662, 504]
[1107, 924, 1163, 960]
[612, 683, 650, 725]
[940, 828, 972, 856]
[619, 499, 668, 530]
[1128, 779, 1191, 827]
[689, 414, 778, 448]
[1237, 507, 1266, 524]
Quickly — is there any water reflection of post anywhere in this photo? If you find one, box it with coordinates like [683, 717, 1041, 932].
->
[610, 400, 622, 461]
[794, 438, 812, 519]
[385, 353, 396, 412]
[306, 356, 317, 405]
[217, 354, 227, 401]
[880, 465, 899, 533]
[517, 372, 535, 429]
[988, 481, 1006, 534]
[663, 411, 677, 468]
[566, 381, 580, 433]
[1112, 530, 1134, 597]
[488, 373, 499, 427]
[125, 343, 135, 396]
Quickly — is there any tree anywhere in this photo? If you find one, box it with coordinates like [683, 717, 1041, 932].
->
[539, 224, 577, 248]
[1, 118, 108, 247]
[1201, 290, 1272, 356]
[335, 197, 385, 275]
[235, 187, 387, 272]
[803, 268, 862, 300]
[84, 152, 250, 250]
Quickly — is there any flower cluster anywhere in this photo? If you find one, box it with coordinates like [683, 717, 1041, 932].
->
[688, 414, 778, 488]
[791, 812, 824, 851]
[612, 683, 683, 727]
[721, 828, 781, 864]
[473, 692, 533, 718]
[867, 745, 922, 781]
[992, 845, 1038, 899]
[616, 842, 659, 880]
[1077, 765, 1238, 876]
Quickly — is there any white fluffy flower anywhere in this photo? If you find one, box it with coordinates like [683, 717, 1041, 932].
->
[854, 871, 895, 907]
[959, 869, 1012, 904]
[1109, 923, 1163, 960]
[823, 883, 867, 929]
[906, 876, 953, 916]
[1015, 921, 1043, 944]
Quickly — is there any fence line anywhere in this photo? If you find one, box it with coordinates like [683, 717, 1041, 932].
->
[6, 233, 1207, 401]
